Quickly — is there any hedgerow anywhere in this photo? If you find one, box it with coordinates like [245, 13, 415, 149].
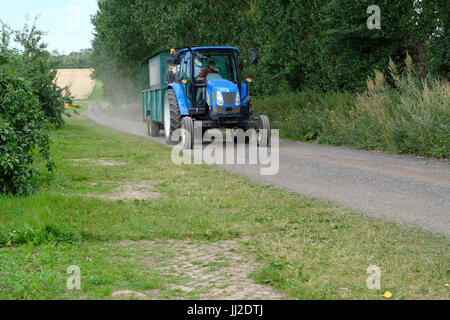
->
[4, 22, 72, 127]
[91, 0, 448, 96]
[0, 21, 69, 195]
[254, 56, 450, 158]
[0, 71, 54, 195]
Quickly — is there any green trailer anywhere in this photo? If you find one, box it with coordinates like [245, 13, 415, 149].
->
[141, 50, 171, 136]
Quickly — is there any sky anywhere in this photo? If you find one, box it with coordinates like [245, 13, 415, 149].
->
[0, 0, 98, 53]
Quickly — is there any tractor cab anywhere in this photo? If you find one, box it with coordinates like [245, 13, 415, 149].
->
[167, 47, 242, 112]
[192, 49, 240, 108]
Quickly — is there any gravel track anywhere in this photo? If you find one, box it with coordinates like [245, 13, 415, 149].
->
[86, 101, 450, 237]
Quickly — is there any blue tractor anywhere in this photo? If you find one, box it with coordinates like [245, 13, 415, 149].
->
[141, 46, 270, 149]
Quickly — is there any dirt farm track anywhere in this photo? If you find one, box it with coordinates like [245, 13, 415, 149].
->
[55, 68, 96, 100]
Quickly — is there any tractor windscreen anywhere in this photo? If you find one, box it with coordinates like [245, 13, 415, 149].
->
[193, 51, 238, 84]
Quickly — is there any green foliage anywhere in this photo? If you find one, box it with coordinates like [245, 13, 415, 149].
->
[0, 224, 78, 247]
[425, 0, 449, 79]
[253, 90, 355, 142]
[254, 57, 450, 158]
[0, 20, 70, 195]
[0, 71, 54, 195]
[4, 22, 72, 127]
[91, 0, 449, 97]
[50, 49, 93, 69]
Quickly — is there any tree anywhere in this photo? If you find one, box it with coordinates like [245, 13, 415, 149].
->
[91, 0, 449, 97]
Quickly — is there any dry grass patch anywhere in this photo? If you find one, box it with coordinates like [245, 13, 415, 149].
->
[88, 181, 161, 201]
[112, 239, 285, 300]
[70, 158, 127, 166]
[111, 290, 147, 300]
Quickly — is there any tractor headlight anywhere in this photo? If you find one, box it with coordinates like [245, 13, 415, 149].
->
[235, 92, 241, 106]
[216, 91, 224, 106]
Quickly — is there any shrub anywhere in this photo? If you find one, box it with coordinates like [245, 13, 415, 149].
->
[12, 23, 71, 127]
[91, 0, 448, 97]
[253, 90, 355, 142]
[0, 71, 54, 195]
[349, 55, 450, 157]
[254, 55, 450, 158]
[0, 21, 72, 196]
[1, 21, 71, 127]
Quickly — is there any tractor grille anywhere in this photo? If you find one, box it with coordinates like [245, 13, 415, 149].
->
[222, 93, 236, 106]
[212, 106, 241, 114]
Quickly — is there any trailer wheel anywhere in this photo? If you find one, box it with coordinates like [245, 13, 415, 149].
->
[147, 115, 160, 137]
[164, 89, 181, 144]
[257, 115, 271, 147]
[181, 117, 194, 149]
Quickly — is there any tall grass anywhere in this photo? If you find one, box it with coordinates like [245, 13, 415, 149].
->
[254, 54, 450, 158]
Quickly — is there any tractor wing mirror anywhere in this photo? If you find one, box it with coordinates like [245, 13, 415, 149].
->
[250, 48, 259, 65]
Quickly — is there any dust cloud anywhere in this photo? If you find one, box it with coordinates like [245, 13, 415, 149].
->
[96, 76, 143, 123]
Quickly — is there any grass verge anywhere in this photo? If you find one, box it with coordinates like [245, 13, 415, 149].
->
[88, 80, 104, 101]
[0, 112, 448, 299]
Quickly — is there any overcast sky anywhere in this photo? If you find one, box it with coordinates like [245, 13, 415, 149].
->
[0, 0, 98, 53]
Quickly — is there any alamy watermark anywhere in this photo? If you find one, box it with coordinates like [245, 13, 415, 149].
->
[66, 5, 81, 31]
[67, 265, 81, 290]
[367, 5, 381, 30]
[171, 127, 280, 176]
[366, 265, 381, 290]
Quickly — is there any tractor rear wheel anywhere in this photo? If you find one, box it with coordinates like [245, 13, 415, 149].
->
[257, 115, 271, 147]
[164, 89, 182, 144]
[147, 115, 160, 137]
[181, 117, 194, 149]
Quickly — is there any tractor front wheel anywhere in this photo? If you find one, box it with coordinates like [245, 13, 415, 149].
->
[164, 89, 182, 144]
[181, 117, 194, 149]
[257, 115, 271, 147]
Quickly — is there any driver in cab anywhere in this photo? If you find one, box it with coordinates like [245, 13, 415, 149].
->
[197, 60, 219, 82]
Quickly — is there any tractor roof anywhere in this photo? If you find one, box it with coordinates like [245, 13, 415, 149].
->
[140, 47, 240, 64]
[179, 46, 240, 54]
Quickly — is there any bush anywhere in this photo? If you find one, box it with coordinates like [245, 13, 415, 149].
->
[14, 23, 71, 127]
[1, 21, 71, 127]
[0, 71, 54, 195]
[0, 20, 72, 196]
[347, 56, 450, 157]
[253, 91, 355, 142]
[254, 55, 450, 158]
[91, 0, 449, 97]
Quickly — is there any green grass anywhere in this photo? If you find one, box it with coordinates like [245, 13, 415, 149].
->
[0, 112, 448, 299]
[88, 80, 104, 101]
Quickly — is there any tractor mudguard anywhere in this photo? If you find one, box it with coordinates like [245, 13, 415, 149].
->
[168, 83, 191, 116]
